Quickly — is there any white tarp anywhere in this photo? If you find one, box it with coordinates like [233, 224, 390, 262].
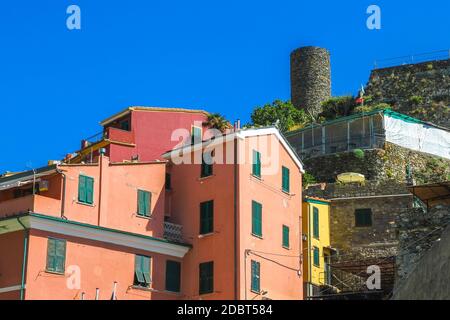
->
[384, 115, 450, 160]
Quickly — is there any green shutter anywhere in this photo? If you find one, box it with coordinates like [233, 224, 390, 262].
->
[142, 256, 151, 285]
[282, 166, 290, 193]
[46, 238, 66, 273]
[165, 260, 181, 292]
[201, 154, 213, 178]
[200, 201, 214, 235]
[86, 176, 94, 204]
[252, 201, 262, 237]
[199, 262, 214, 295]
[251, 260, 260, 293]
[192, 127, 202, 144]
[78, 175, 86, 203]
[134, 255, 145, 284]
[313, 247, 320, 267]
[252, 150, 261, 178]
[282, 225, 290, 248]
[313, 207, 319, 239]
[138, 190, 151, 217]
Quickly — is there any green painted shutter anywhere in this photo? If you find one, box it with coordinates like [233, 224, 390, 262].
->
[86, 176, 94, 204]
[282, 225, 290, 248]
[138, 190, 151, 217]
[46, 238, 56, 272]
[251, 260, 260, 293]
[200, 201, 214, 235]
[313, 247, 320, 267]
[252, 201, 262, 237]
[165, 260, 181, 292]
[199, 262, 214, 294]
[135, 255, 145, 284]
[252, 150, 261, 177]
[313, 207, 320, 239]
[142, 256, 151, 285]
[282, 166, 290, 193]
[78, 176, 86, 203]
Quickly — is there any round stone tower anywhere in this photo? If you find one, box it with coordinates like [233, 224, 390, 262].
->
[290, 46, 331, 117]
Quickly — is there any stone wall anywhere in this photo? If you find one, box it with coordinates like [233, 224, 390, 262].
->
[393, 205, 450, 300]
[365, 59, 450, 128]
[290, 46, 331, 117]
[303, 142, 450, 184]
[305, 181, 412, 261]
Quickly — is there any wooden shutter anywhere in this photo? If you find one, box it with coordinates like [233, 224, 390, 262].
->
[282, 166, 290, 192]
[313, 207, 320, 239]
[78, 176, 86, 203]
[135, 255, 145, 284]
[142, 256, 151, 285]
[200, 201, 214, 235]
[46, 238, 56, 272]
[283, 225, 290, 248]
[86, 176, 94, 204]
[252, 201, 262, 237]
[251, 260, 260, 293]
[46, 238, 66, 273]
[199, 262, 214, 294]
[165, 261, 181, 292]
[252, 150, 261, 177]
[313, 247, 320, 267]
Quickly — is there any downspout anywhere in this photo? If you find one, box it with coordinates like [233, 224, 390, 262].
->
[56, 168, 67, 219]
[17, 217, 29, 301]
[234, 137, 238, 300]
[307, 205, 312, 299]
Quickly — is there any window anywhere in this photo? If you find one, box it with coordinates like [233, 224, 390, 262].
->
[137, 190, 151, 217]
[313, 247, 320, 267]
[201, 153, 213, 178]
[199, 261, 214, 295]
[192, 126, 202, 144]
[78, 175, 94, 204]
[134, 255, 151, 287]
[165, 173, 172, 190]
[313, 207, 319, 239]
[165, 260, 181, 292]
[120, 120, 130, 131]
[251, 260, 260, 293]
[282, 166, 290, 193]
[200, 200, 214, 235]
[355, 209, 373, 227]
[282, 225, 290, 248]
[46, 238, 66, 274]
[252, 201, 262, 237]
[252, 150, 261, 178]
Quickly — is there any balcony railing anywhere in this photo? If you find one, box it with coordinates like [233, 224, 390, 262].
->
[164, 222, 183, 243]
[0, 195, 61, 219]
[81, 127, 135, 150]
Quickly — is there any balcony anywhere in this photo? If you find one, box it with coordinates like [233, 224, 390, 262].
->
[0, 195, 61, 219]
[164, 222, 184, 243]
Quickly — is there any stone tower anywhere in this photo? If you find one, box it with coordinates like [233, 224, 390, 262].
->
[290, 46, 331, 117]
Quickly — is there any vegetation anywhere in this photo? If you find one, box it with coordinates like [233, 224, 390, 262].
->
[247, 100, 310, 133]
[302, 172, 317, 187]
[318, 96, 357, 121]
[204, 113, 232, 133]
[353, 149, 365, 159]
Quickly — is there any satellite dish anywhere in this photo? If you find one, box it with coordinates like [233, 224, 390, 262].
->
[337, 173, 365, 184]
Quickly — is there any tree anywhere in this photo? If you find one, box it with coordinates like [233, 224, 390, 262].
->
[319, 96, 356, 121]
[248, 100, 310, 133]
[204, 113, 232, 133]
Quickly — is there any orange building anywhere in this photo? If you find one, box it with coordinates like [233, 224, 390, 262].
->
[0, 109, 304, 300]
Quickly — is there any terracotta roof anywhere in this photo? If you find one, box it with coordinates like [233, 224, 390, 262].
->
[408, 182, 450, 207]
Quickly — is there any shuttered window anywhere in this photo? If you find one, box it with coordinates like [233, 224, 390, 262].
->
[313, 207, 320, 239]
[252, 201, 262, 237]
[199, 261, 214, 295]
[192, 126, 202, 144]
[313, 247, 320, 267]
[251, 260, 260, 293]
[200, 200, 214, 235]
[252, 150, 261, 178]
[201, 154, 213, 178]
[137, 190, 151, 217]
[46, 238, 66, 274]
[165, 260, 181, 293]
[78, 175, 94, 204]
[282, 225, 290, 248]
[282, 166, 290, 193]
[355, 209, 373, 227]
[134, 255, 151, 287]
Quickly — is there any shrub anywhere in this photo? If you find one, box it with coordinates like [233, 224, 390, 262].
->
[353, 149, 365, 159]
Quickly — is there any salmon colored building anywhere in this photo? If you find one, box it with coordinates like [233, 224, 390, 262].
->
[0, 107, 305, 300]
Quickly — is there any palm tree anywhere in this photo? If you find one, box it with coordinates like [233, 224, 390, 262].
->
[204, 113, 232, 133]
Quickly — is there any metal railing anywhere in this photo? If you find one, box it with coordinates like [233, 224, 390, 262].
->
[374, 49, 450, 69]
[163, 222, 183, 243]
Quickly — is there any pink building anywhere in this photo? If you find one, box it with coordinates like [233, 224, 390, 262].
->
[0, 108, 304, 300]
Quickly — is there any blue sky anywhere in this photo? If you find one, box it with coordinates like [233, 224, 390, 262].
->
[1, 0, 449, 172]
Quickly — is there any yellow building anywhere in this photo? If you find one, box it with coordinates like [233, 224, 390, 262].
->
[302, 197, 332, 298]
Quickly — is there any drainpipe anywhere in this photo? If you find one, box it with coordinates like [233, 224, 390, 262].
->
[56, 168, 67, 219]
[17, 217, 29, 301]
[233, 137, 238, 300]
[307, 205, 312, 299]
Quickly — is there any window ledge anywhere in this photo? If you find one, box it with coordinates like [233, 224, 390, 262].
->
[136, 214, 153, 220]
[198, 232, 215, 239]
[131, 285, 152, 292]
[198, 175, 215, 182]
[77, 201, 95, 207]
[282, 190, 291, 195]
[251, 233, 264, 240]
[45, 270, 66, 276]
[251, 174, 263, 181]
[282, 246, 291, 250]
